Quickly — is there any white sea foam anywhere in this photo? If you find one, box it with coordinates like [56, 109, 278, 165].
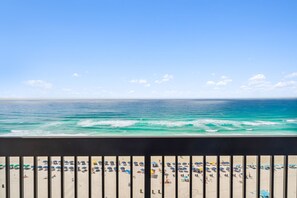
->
[192, 119, 239, 126]
[77, 120, 138, 128]
[148, 121, 190, 127]
[241, 121, 279, 126]
[0, 130, 87, 136]
[205, 129, 218, 133]
[4, 130, 45, 136]
[286, 119, 297, 123]
[41, 121, 64, 128]
[76, 118, 281, 130]
[136, 119, 279, 129]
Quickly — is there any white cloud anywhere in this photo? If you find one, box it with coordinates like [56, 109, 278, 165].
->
[285, 72, 297, 78]
[249, 74, 266, 81]
[206, 76, 232, 87]
[72, 73, 80, 77]
[206, 81, 216, 85]
[241, 74, 297, 91]
[130, 79, 151, 87]
[242, 74, 271, 89]
[240, 85, 251, 90]
[25, 80, 53, 89]
[274, 81, 296, 88]
[128, 90, 135, 94]
[155, 74, 173, 84]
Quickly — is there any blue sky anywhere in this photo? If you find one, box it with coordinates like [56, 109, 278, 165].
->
[0, 0, 296, 98]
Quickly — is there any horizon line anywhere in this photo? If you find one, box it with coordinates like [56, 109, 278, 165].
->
[0, 97, 296, 100]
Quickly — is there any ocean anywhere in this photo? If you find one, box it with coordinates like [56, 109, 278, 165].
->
[0, 99, 296, 136]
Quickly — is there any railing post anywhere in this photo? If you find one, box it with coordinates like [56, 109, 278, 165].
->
[203, 155, 206, 198]
[5, 156, 10, 198]
[48, 156, 51, 198]
[130, 156, 133, 198]
[145, 155, 151, 198]
[270, 155, 274, 198]
[243, 155, 246, 198]
[257, 155, 261, 198]
[20, 156, 24, 198]
[34, 156, 38, 198]
[162, 155, 164, 198]
[217, 156, 220, 198]
[61, 156, 64, 198]
[190, 156, 192, 198]
[88, 156, 92, 198]
[74, 156, 77, 198]
[116, 156, 119, 198]
[284, 155, 288, 198]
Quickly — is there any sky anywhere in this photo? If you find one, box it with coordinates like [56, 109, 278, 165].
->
[0, 0, 296, 99]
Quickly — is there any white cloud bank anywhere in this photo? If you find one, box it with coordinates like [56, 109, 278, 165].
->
[241, 74, 297, 91]
[249, 74, 266, 81]
[241, 74, 271, 90]
[206, 76, 232, 86]
[155, 74, 173, 84]
[285, 72, 297, 79]
[274, 81, 296, 88]
[72, 73, 80, 77]
[130, 79, 151, 87]
[25, 80, 53, 89]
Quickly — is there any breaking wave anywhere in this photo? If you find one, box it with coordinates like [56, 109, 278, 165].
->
[286, 119, 297, 123]
[77, 119, 282, 130]
[77, 120, 138, 128]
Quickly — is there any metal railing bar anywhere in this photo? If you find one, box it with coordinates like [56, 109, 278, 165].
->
[270, 155, 274, 198]
[102, 156, 105, 198]
[203, 156, 206, 198]
[20, 156, 24, 198]
[89, 156, 92, 198]
[116, 156, 119, 198]
[2, 137, 297, 156]
[175, 156, 178, 198]
[74, 156, 77, 198]
[145, 155, 151, 198]
[217, 156, 220, 198]
[48, 156, 51, 198]
[130, 156, 133, 198]
[230, 156, 233, 198]
[257, 155, 260, 198]
[243, 155, 246, 198]
[190, 156, 192, 198]
[34, 156, 38, 198]
[61, 156, 64, 198]
[5, 156, 10, 198]
[284, 155, 288, 198]
[162, 155, 164, 198]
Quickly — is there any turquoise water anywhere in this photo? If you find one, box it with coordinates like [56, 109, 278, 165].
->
[0, 99, 296, 136]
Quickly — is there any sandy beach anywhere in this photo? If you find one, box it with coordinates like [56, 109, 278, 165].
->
[0, 155, 296, 197]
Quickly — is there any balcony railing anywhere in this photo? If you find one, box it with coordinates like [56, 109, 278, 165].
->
[0, 136, 297, 198]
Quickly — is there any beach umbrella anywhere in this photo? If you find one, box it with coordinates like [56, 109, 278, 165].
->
[260, 190, 269, 198]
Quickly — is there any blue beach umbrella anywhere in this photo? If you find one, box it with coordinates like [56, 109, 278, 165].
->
[260, 190, 269, 198]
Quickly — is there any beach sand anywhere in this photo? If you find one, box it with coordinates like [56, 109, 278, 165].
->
[0, 156, 296, 197]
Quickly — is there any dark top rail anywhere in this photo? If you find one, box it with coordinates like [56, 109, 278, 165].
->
[1, 136, 297, 156]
